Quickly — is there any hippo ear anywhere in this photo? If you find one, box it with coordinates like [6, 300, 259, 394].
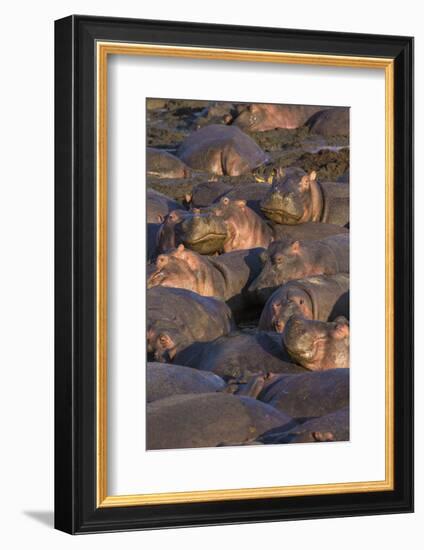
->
[290, 241, 301, 254]
[185, 193, 192, 204]
[332, 318, 349, 339]
[176, 244, 185, 253]
[159, 333, 173, 349]
[156, 254, 169, 267]
[248, 104, 259, 113]
[235, 199, 247, 209]
[309, 170, 317, 181]
[299, 175, 311, 191]
[157, 214, 164, 223]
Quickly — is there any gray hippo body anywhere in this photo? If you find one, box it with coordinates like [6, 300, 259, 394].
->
[146, 392, 293, 449]
[258, 273, 349, 332]
[146, 147, 191, 179]
[258, 407, 349, 444]
[174, 331, 306, 382]
[178, 124, 270, 176]
[306, 107, 349, 137]
[147, 287, 234, 362]
[258, 369, 349, 418]
[146, 363, 225, 403]
[232, 103, 324, 131]
[249, 234, 349, 303]
[147, 188, 183, 224]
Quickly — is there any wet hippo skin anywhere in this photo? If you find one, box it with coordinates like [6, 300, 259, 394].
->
[258, 407, 349, 444]
[283, 315, 349, 371]
[232, 103, 324, 132]
[178, 124, 270, 176]
[305, 108, 349, 137]
[146, 147, 191, 179]
[258, 273, 349, 333]
[174, 330, 306, 382]
[258, 369, 349, 418]
[248, 233, 349, 303]
[260, 167, 349, 227]
[159, 199, 347, 257]
[147, 245, 263, 315]
[146, 392, 294, 450]
[147, 287, 234, 362]
[146, 363, 225, 403]
[147, 188, 184, 224]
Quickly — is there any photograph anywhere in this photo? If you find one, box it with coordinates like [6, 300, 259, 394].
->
[145, 99, 350, 450]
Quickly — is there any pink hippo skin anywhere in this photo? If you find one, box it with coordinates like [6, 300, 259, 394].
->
[147, 244, 263, 308]
[232, 103, 324, 131]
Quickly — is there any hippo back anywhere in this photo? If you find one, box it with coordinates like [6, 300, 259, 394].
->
[178, 125, 269, 173]
[146, 363, 225, 402]
[146, 392, 293, 449]
[258, 369, 349, 418]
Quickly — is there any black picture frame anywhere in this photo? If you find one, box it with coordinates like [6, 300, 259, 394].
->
[55, 15, 414, 534]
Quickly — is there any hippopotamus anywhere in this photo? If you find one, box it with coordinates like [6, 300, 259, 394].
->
[305, 107, 349, 137]
[260, 168, 349, 227]
[231, 103, 324, 131]
[156, 209, 193, 254]
[147, 245, 263, 314]
[146, 392, 293, 449]
[177, 125, 270, 176]
[258, 407, 349, 444]
[248, 234, 349, 303]
[146, 362, 225, 403]
[146, 147, 191, 179]
[174, 331, 306, 382]
[147, 188, 184, 224]
[258, 369, 349, 418]
[171, 198, 347, 256]
[189, 181, 271, 215]
[147, 287, 234, 362]
[283, 315, 349, 371]
[258, 273, 349, 333]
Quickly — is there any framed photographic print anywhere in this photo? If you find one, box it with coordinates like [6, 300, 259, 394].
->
[54, 15, 414, 534]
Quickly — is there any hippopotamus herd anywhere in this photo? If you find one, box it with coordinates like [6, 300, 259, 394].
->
[145, 98, 350, 450]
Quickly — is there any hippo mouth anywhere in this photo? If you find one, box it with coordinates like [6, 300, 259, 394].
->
[286, 335, 327, 362]
[260, 206, 302, 224]
[183, 232, 227, 245]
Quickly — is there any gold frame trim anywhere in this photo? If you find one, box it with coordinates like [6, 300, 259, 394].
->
[96, 42, 395, 508]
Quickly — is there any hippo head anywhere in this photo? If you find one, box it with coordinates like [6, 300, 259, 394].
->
[260, 169, 320, 224]
[157, 209, 192, 253]
[232, 103, 266, 132]
[248, 240, 308, 303]
[147, 325, 182, 363]
[282, 315, 349, 371]
[270, 288, 313, 333]
[176, 208, 228, 255]
[147, 245, 198, 292]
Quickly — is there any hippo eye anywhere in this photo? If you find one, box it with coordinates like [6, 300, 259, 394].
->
[274, 255, 284, 265]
